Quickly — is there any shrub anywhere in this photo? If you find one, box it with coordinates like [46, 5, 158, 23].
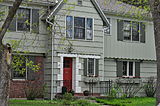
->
[24, 79, 45, 100]
[83, 90, 90, 96]
[62, 93, 74, 101]
[144, 77, 156, 97]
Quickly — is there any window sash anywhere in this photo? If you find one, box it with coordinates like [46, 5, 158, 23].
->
[66, 16, 93, 40]
[122, 61, 135, 77]
[123, 20, 140, 42]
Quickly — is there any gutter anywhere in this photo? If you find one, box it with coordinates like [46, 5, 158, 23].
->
[45, 0, 64, 100]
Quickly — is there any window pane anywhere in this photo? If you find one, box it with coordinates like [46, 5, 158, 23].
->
[129, 62, 133, 76]
[86, 18, 93, 40]
[74, 17, 85, 39]
[132, 22, 139, 41]
[17, 8, 30, 31]
[123, 21, 131, 40]
[66, 16, 73, 38]
[12, 55, 26, 79]
[88, 58, 94, 76]
[123, 61, 127, 76]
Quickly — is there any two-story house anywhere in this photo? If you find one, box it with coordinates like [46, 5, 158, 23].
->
[0, 0, 156, 99]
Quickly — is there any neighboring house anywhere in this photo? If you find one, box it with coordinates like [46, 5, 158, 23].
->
[0, 0, 156, 99]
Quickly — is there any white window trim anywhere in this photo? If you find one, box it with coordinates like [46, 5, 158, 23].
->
[123, 21, 141, 43]
[123, 61, 135, 77]
[14, 7, 32, 32]
[65, 15, 94, 41]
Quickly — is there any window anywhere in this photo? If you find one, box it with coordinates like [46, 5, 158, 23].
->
[104, 18, 111, 35]
[122, 61, 134, 77]
[9, 7, 39, 33]
[117, 20, 145, 43]
[78, 0, 82, 5]
[74, 17, 85, 39]
[117, 61, 140, 78]
[12, 55, 36, 80]
[84, 58, 99, 77]
[66, 16, 93, 40]
[17, 8, 30, 31]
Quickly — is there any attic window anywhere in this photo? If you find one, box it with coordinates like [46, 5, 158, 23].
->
[78, 0, 82, 5]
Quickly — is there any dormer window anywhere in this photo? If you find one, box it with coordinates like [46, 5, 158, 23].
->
[78, 0, 82, 5]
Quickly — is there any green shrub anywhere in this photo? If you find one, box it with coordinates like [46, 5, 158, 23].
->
[144, 77, 156, 97]
[63, 93, 74, 101]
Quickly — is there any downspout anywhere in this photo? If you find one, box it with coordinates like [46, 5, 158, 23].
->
[46, 0, 64, 100]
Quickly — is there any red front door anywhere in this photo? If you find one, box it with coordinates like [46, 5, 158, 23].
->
[63, 57, 72, 91]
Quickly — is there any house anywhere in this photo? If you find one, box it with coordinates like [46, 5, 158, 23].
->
[0, 0, 156, 99]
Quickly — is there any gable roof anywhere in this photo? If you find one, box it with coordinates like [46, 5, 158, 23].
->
[97, 0, 151, 19]
[46, 0, 110, 26]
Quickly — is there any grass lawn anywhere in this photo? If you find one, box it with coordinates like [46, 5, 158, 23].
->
[93, 97, 155, 106]
[9, 99, 100, 106]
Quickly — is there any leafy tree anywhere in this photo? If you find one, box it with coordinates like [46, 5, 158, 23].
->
[118, 0, 160, 105]
[0, 0, 22, 105]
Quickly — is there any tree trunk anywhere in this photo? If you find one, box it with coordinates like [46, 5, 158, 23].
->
[149, 0, 160, 105]
[0, 0, 22, 105]
[0, 45, 11, 106]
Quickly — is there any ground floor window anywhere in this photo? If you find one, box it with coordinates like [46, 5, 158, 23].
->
[11, 55, 40, 80]
[84, 58, 99, 77]
[117, 61, 140, 78]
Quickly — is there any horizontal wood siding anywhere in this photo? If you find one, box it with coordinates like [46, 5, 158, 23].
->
[104, 17, 156, 60]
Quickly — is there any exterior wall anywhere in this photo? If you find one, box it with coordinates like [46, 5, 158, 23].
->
[0, 2, 48, 53]
[10, 56, 44, 98]
[44, 0, 105, 99]
[104, 16, 156, 61]
[104, 59, 157, 80]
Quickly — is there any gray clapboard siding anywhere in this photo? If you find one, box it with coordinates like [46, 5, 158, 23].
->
[104, 17, 156, 60]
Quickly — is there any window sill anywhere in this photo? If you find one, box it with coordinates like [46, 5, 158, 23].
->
[84, 76, 99, 83]
[12, 79, 26, 81]
[118, 40, 145, 44]
[117, 77, 142, 84]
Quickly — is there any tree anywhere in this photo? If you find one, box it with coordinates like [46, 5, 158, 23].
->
[118, 0, 160, 105]
[149, 0, 160, 105]
[0, 0, 22, 106]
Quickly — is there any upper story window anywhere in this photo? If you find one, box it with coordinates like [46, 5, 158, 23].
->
[77, 0, 83, 5]
[117, 61, 140, 78]
[9, 7, 39, 33]
[104, 18, 111, 35]
[117, 20, 145, 43]
[66, 16, 93, 40]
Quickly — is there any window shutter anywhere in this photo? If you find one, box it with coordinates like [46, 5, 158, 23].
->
[140, 22, 145, 43]
[83, 58, 87, 76]
[117, 61, 123, 77]
[8, 6, 16, 31]
[32, 9, 39, 33]
[135, 62, 140, 77]
[117, 20, 123, 41]
[95, 59, 99, 77]
[27, 56, 35, 80]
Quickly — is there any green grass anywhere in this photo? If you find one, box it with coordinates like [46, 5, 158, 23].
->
[93, 97, 155, 106]
[9, 99, 100, 106]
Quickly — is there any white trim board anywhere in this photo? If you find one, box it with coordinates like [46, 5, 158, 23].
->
[58, 53, 101, 59]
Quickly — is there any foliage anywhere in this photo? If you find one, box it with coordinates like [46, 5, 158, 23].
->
[24, 78, 45, 100]
[94, 97, 155, 106]
[9, 99, 100, 106]
[62, 92, 74, 101]
[114, 78, 143, 98]
[144, 77, 156, 97]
